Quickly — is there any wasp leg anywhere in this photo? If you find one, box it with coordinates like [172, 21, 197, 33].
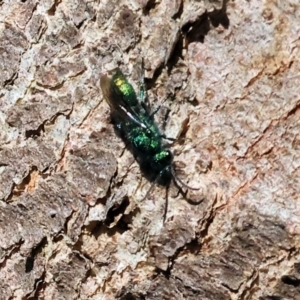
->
[171, 167, 200, 191]
[150, 103, 163, 118]
[162, 183, 170, 223]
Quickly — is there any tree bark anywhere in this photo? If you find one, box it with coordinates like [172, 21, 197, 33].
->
[0, 0, 299, 299]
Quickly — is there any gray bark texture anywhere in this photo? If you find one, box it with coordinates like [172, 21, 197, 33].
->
[0, 0, 299, 299]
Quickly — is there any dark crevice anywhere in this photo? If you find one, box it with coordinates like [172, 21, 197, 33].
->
[183, 13, 211, 45]
[69, 64, 87, 77]
[208, 7, 230, 29]
[117, 290, 146, 300]
[3, 72, 18, 87]
[91, 14, 96, 23]
[25, 236, 47, 273]
[116, 284, 146, 300]
[155, 266, 171, 280]
[165, 34, 184, 74]
[36, 79, 65, 91]
[25, 107, 72, 139]
[25, 123, 45, 138]
[119, 293, 145, 300]
[150, 64, 166, 89]
[176, 117, 190, 145]
[281, 275, 300, 287]
[261, 296, 283, 300]
[47, 0, 60, 16]
[25, 256, 34, 273]
[104, 196, 130, 229]
[286, 100, 300, 118]
[116, 205, 140, 229]
[182, 0, 230, 46]
[189, 97, 199, 107]
[91, 202, 132, 239]
[27, 272, 46, 299]
[184, 238, 202, 255]
[143, 0, 157, 15]
[72, 41, 84, 51]
[75, 18, 85, 30]
[172, 1, 183, 20]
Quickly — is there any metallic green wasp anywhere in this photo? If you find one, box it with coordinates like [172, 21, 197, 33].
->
[100, 66, 199, 202]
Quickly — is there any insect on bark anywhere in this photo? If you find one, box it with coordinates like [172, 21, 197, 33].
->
[100, 64, 199, 213]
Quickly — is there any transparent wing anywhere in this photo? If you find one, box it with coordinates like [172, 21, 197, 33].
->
[100, 70, 148, 129]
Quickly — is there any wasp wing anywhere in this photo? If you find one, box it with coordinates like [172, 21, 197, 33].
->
[100, 70, 148, 129]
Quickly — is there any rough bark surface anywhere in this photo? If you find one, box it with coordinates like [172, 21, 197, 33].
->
[0, 0, 299, 299]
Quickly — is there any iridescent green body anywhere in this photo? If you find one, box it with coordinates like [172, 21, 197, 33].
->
[112, 70, 138, 107]
[100, 69, 173, 177]
[100, 68, 200, 199]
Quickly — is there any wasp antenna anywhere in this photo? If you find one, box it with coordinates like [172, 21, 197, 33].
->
[171, 166, 200, 191]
